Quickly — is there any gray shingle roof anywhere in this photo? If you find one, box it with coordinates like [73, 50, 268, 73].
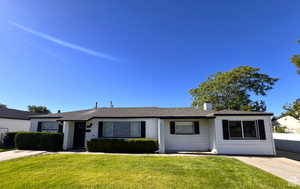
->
[30, 107, 273, 121]
[207, 110, 274, 116]
[0, 107, 38, 120]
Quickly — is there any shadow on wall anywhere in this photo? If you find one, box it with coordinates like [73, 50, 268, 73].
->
[275, 139, 300, 153]
[276, 150, 300, 162]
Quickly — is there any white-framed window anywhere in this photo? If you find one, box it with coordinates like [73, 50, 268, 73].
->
[40, 121, 59, 133]
[175, 122, 195, 135]
[102, 121, 143, 138]
[228, 120, 259, 140]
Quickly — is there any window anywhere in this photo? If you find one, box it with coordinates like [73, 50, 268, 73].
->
[228, 121, 242, 138]
[39, 121, 59, 133]
[102, 121, 143, 138]
[228, 120, 259, 140]
[243, 121, 257, 138]
[175, 122, 194, 135]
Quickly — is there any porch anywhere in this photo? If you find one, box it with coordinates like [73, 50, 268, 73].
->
[62, 118, 214, 153]
[63, 121, 87, 150]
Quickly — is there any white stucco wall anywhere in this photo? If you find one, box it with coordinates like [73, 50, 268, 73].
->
[0, 118, 31, 132]
[164, 119, 211, 152]
[85, 118, 159, 142]
[273, 133, 300, 153]
[213, 116, 276, 155]
[277, 116, 300, 133]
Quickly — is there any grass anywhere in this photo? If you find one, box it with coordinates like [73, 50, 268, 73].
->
[0, 154, 298, 189]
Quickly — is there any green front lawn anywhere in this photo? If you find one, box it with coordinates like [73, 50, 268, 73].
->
[0, 154, 297, 189]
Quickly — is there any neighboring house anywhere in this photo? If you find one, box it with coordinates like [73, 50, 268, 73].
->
[0, 105, 35, 132]
[274, 116, 300, 133]
[30, 103, 276, 155]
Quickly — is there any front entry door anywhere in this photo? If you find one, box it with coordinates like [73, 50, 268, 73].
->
[73, 122, 86, 148]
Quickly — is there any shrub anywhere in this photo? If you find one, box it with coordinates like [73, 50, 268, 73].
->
[274, 126, 287, 133]
[3, 132, 18, 147]
[15, 132, 63, 152]
[87, 138, 158, 153]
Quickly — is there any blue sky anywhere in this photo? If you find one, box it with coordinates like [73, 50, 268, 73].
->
[0, 0, 299, 115]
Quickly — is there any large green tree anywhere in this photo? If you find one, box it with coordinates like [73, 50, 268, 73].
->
[282, 99, 300, 121]
[28, 105, 51, 114]
[0, 103, 6, 108]
[189, 66, 278, 111]
[291, 39, 300, 74]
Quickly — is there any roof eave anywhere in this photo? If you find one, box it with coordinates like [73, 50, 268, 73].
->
[214, 113, 273, 116]
[0, 116, 30, 120]
[29, 116, 63, 119]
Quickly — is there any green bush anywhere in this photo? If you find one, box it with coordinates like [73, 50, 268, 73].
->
[87, 138, 158, 153]
[15, 132, 63, 152]
[274, 126, 287, 133]
[3, 132, 18, 147]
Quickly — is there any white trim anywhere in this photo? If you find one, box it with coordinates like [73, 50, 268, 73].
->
[158, 119, 165, 153]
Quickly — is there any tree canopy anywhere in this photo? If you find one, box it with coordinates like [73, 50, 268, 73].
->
[28, 105, 51, 114]
[0, 103, 7, 109]
[283, 99, 300, 121]
[291, 39, 300, 74]
[189, 66, 278, 111]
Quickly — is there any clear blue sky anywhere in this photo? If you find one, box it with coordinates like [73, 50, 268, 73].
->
[0, 0, 299, 115]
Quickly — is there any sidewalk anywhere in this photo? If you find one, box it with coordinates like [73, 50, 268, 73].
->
[0, 150, 46, 162]
[236, 155, 300, 185]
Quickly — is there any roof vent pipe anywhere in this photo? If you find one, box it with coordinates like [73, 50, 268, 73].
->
[110, 101, 114, 108]
[95, 102, 98, 109]
[203, 102, 213, 111]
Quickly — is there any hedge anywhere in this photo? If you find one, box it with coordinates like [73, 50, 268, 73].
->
[3, 132, 18, 147]
[87, 138, 158, 153]
[15, 132, 63, 152]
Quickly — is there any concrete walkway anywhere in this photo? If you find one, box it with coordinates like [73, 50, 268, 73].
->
[0, 150, 46, 162]
[236, 155, 300, 185]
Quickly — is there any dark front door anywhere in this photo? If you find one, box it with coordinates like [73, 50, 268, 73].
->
[73, 122, 86, 148]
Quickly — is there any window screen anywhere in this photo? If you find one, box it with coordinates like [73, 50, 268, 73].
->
[175, 122, 194, 134]
[229, 121, 242, 138]
[243, 121, 257, 138]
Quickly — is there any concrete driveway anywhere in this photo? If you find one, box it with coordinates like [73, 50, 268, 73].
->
[236, 154, 300, 185]
[0, 150, 46, 162]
